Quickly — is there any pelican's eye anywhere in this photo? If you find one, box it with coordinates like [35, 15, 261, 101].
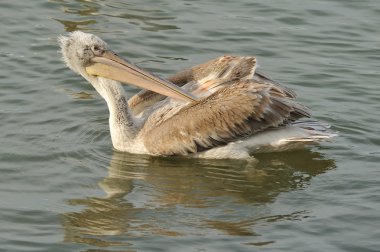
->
[91, 45, 104, 56]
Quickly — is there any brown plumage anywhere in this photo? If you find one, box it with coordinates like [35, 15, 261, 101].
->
[133, 56, 310, 155]
[128, 56, 258, 115]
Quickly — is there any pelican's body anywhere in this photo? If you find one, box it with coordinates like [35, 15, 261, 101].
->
[59, 31, 335, 159]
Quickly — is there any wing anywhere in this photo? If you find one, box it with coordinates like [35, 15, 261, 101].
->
[128, 55, 297, 115]
[138, 80, 310, 156]
[128, 55, 257, 115]
[253, 71, 297, 98]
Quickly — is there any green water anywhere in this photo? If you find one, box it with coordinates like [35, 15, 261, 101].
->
[0, 0, 379, 251]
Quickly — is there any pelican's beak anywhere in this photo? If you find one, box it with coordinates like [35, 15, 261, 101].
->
[85, 50, 198, 102]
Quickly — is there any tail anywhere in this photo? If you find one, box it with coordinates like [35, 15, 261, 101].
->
[242, 119, 337, 154]
[283, 120, 338, 143]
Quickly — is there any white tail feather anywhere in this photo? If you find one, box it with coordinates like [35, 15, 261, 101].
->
[196, 120, 337, 159]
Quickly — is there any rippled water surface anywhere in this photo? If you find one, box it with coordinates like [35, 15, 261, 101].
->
[1, 0, 379, 251]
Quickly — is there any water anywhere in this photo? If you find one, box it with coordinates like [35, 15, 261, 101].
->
[0, 0, 379, 251]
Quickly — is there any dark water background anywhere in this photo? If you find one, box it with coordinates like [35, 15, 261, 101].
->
[0, 0, 379, 251]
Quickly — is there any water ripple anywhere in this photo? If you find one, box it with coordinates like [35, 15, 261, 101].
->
[1, 0, 380, 251]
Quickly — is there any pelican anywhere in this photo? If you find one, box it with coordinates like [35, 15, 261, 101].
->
[59, 31, 335, 159]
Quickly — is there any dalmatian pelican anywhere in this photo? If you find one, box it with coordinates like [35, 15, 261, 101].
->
[59, 31, 335, 159]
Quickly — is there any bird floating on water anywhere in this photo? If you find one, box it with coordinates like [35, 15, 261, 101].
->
[59, 31, 335, 159]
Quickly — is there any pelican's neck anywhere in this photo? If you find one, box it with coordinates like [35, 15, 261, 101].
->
[89, 77, 138, 150]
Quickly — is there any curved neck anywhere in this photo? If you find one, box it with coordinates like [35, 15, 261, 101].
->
[90, 77, 138, 150]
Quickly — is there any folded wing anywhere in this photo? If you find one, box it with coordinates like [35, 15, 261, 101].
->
[128, 55, 295, 115]
[139, 79, 310, 155]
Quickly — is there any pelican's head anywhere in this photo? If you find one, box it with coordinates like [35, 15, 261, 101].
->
[59, 31, 107, 76]
[59, 31, 197, 102]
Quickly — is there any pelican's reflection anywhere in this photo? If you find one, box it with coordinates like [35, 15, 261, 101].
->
[61, 150, 335, 248]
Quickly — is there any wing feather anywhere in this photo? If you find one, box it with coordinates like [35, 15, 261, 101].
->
[128, 56, 297, 115]
[139, 80, 310, 155]
[128, 55, 257, 115]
